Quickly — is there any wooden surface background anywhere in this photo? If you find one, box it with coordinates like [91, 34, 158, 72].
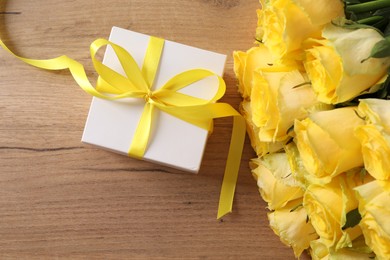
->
[0, 0, 303, 259]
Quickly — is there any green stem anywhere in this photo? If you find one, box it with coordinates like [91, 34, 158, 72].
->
[357, 15, 384, 24]
[346, 0, 390, 13]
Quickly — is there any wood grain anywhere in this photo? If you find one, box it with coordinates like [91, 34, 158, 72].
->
[0, 0, 307, 259]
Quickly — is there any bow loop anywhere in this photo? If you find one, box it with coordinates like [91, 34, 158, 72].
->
[157, 69, 226, 102]
[91, 39, 148, 95]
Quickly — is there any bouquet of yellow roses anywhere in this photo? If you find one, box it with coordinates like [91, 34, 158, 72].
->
[234, 0, 390, 259]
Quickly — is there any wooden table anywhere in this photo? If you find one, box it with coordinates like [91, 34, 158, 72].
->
[0, 1, 300, 258]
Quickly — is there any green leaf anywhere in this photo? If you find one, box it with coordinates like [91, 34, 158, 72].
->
[373, 19, 390, 32]
[381, 72, 390, 99]
[370, 37, 390, 58]
[385, 21, 390, 36]
[373, 6, 390, 16]
[342, 208, 362, 230]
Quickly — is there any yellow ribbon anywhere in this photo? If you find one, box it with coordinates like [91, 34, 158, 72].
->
[0, 36, 246, 219]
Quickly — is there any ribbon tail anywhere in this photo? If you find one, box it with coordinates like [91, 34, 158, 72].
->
[128, 103, 155, 158]
[217, 115, 246, 219]
[158, 103, 246, 219]
[0, 39, 128, 100]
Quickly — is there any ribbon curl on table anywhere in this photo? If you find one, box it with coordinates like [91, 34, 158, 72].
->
[0, 36, 246, 219]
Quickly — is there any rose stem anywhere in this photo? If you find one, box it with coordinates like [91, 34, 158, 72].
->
[346, 0, 390, 13]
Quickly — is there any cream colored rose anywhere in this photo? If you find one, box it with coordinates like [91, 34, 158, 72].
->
[233, 45, 274, 98]
[257, 0, 344, 60]
[304, 24, 390, 104]
[295, 107, 365, 183]
[251, 153, 304, 210]
[240, 101, 284, 156]
[355, 180, 390, 259]
[251, 68, 330, 142]
[268, 200, 318, 258]
[355, 99, 390, 180]
[303, 172, 369, 249]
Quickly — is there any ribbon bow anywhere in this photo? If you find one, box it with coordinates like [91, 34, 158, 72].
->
[0, 35, 246, 219]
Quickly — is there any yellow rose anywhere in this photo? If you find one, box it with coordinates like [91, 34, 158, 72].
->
[295, 107, 364, 183]
[358, 99, 390, 130]
[294, 0, 345, 26]
[257, 0, 344, 60]
[233, 45, 274, 98]
[355, 180, 390, 259]
[240, 101, 284, 156]
[310, 239, 329, 260]
[303, 172, 369, 249]
[310, 238, 375, 260]
[304, 24, 390, 104]
[268, 200, 318, 258]
[355, 99, 390, 180]
[355, 125, 390, 181]
[251, 67, 330, 142]
[251, 153, 304, 210]
[285, 141, 311, 188]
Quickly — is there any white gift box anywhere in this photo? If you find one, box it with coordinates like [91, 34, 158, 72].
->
[81, 27, 227, 173]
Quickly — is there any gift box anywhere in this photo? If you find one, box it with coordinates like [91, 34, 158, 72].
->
[81, 27, 227, 173]
[0, 26, 244, 217]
